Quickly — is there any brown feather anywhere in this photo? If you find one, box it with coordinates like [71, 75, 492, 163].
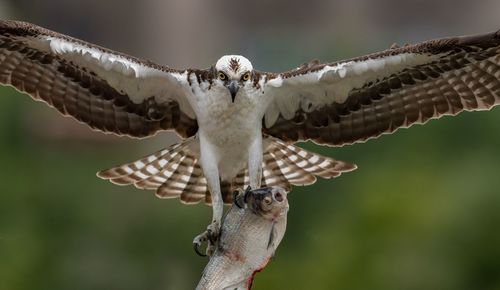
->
[0, 19, 199, 138]
[263, 30, 500, 146]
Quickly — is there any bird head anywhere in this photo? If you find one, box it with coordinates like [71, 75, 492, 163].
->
[214, 55, 254, 102]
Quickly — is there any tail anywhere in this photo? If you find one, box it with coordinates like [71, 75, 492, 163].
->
[97, 137, 212, 204]
[233, 139, 357, 192]
[97, 137, 357, 206]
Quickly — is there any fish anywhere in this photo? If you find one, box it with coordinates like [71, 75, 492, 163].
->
[196, 187, 289, 290]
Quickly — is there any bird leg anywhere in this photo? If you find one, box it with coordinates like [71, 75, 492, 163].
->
[193, 188, 223, 256]
[194, 141, 224, 257]
[248, 134, 263, 189]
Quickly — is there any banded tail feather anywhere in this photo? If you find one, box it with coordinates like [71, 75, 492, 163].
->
[233, 139, 357, 191]
[97, 137, 210, 204]
[97, 138, 357, 205]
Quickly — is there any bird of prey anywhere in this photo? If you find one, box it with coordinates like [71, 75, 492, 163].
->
[1, 20, 499, 254]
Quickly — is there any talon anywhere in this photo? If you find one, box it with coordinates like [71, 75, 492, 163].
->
[193, 232, 209, 257]
[244, 186, 252, 204]
[192, 220, 221, 257]
[233, 189, 245, 209]
[193, 241, 207, 257]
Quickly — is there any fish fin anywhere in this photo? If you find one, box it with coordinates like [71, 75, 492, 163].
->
[267, 221, 277, 250]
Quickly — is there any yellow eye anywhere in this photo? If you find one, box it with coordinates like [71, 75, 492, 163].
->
[242, 72, 250, 81]
[218, 72, 226, 80]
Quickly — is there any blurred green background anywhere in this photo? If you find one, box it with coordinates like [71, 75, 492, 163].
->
[1, 1, 500, 289]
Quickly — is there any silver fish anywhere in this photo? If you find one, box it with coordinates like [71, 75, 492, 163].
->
[196, 187, 289, 290]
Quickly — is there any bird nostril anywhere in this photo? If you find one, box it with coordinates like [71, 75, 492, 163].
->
[274, 191, 283, 202]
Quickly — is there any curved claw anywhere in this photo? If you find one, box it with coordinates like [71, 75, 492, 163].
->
[243, 186, 252, 204]
[233, 190, 245, 209]
[193, 232, 209, 257]
[193, 241, 207, 257]
[193, 221, 220, 257]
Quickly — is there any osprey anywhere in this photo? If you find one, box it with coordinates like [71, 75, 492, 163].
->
[1, 20, 500, 254]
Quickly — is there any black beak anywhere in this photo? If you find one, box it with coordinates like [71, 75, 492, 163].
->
[228, 81, 239, 102]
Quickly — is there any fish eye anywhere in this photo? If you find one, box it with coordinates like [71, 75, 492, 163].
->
[241, 72, 250, 81]
[218, 72, 227, 80]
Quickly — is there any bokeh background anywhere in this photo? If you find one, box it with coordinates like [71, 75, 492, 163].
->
[1, 1, 500, 289]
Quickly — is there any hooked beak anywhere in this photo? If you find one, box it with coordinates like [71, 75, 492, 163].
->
[227, 81, 239, 102]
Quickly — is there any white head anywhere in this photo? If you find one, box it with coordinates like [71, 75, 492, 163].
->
[214, 55, 254, 102]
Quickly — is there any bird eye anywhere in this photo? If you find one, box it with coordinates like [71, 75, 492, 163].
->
[242, 72, 250, 81]
[218, 72, 227, 80]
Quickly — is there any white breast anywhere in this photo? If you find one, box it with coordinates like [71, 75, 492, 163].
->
[190, 83, 266, 180]
[195, 85, 263, 145]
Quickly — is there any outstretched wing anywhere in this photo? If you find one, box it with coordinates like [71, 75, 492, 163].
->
[262, 30, 500, 146]
[0, 20, 199, 138]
